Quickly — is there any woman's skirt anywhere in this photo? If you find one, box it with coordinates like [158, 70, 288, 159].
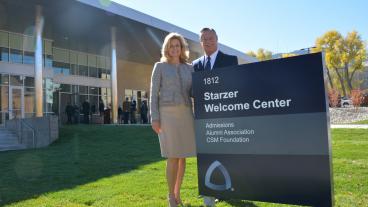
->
[158, 105, 196, 158]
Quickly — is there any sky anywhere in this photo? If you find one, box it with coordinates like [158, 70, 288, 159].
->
[110, 0, 368, 54]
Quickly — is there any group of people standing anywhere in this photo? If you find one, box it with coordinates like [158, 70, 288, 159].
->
[65, 100, 95, 124]
[150, 28, 238, 207]
[65, 98, 149, 125]
[118, 98, 149, 124]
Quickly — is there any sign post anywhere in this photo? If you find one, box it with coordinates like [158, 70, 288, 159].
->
[193, 53, 333, 206]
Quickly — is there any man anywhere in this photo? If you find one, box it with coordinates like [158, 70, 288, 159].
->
[193, 27, 238, 72]
[122, 97, 130, 124]
[65, 102, 73, 124]
[140, 100, 148, 124]
[193, 27, 238, 207]
[130, 99, 137, 124]
[82, 100, 90, 124]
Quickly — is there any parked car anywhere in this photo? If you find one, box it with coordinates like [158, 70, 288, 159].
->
[341, 97, 353, 107]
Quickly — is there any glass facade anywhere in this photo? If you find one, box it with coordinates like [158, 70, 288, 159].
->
[9, 49, 23, 64]
[0, 30, 114, 124]
[51, 83, 111, 123]
[0, 30, 111, 80]
[0, 47, 9, 62]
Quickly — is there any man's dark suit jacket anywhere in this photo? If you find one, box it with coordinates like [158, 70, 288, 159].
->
[192, 50, 238, 72]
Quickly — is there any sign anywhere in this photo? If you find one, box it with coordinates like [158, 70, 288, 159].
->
[193, 53, 333, 207]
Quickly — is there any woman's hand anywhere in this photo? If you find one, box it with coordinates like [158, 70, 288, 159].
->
[151, 121, 161, 134]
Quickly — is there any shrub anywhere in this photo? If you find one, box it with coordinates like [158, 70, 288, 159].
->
[328, 89, 340, 107]
[351, 89, 363, 107]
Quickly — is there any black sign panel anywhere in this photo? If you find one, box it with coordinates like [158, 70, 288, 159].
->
[193, 53, 333, 207]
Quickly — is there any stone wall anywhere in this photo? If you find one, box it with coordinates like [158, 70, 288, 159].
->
[5, 116, 59, 149]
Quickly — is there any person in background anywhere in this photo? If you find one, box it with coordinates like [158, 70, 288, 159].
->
[130, 99, 137, 124]
[118, 105, 123, 124]
[82, 100, 90, 124]
[65, 102, 73, 124]
[123, 97, 130, 124]
[73, 104, 80, 124]
[140, 100, 148, 124]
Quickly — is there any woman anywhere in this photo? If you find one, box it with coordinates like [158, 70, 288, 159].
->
[150, 33, 196, 207]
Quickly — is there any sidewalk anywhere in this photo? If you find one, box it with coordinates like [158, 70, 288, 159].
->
[331, 124, 368, 129]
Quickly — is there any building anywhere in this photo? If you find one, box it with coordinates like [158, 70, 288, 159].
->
[0, 0, 255, 125]
[355, 61, 368, 91]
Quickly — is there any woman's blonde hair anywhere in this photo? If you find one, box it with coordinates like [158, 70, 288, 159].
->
[160, 33, 189, 63]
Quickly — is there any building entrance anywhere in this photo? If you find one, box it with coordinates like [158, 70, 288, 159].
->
[9, 86, 24, 119]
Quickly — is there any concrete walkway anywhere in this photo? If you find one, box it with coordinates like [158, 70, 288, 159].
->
[331, 124, 368, 129]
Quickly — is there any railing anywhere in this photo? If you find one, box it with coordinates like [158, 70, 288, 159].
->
[20, 119, 36, 148]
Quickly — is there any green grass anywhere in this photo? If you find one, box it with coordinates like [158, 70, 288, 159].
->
[0, 126, 367, 207]
[351, 119, 368, 124]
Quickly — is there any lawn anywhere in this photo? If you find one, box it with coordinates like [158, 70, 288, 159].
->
[0, 126, 367, 207]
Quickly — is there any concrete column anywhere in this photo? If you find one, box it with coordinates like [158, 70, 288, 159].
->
[35, 5, 44, 117]
[111, 27, 118, 124]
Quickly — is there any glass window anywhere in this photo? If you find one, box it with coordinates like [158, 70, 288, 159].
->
[89, 67, 97, 78]
[89, 86, 98, 95]
[53, 62, 63, 75]
[23, 51, 35, 64]
[79, 65, 88, 76]
[44, 89, 54, 113]
[107, 95, 111, 107]
[24, 77, 34, 87]
[51, 90, 59, 115]
[71, 94, 79, 107]
[79, 94, 88, 108]
[10, 75, 23, 86]
[79, 85, 88, 94]
[44, 55, 53, 68]
[9, 49, 23, 63]
[43, 78, 54, 90]
[53, 61, 70, 76]
[72, 85, 78, 94]
[71, 64, 78, 75]
[63, 67, 70, 76]
[89, 95, 98, 114]
[25, 87, 35, 114]
[125, 89, 133, 100]
[98, 68, 104, 78]
[101, 95, 108, 110]
[0, 74, 9, 85]
[0, 47, 9, 62]
[100, 87, 108, 96]
[53, 67, 62, 75]
[1, 86, 9, 111]
[60, 84, 71, 93]
[106, 70, 111, 80]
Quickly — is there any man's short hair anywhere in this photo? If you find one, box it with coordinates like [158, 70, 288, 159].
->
[200, 27, 218, 40]
[200, 27, 217, 34]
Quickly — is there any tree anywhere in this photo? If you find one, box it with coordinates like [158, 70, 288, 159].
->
[314, 30, 367, 97]
[246, 48, 273, 61]
[281, 53, 297, 58]
[246, 51, 256, 58]
[314, 30, 346, 96]
[341, 31, 367, 94]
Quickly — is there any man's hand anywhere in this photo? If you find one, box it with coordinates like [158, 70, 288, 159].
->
[151, 121, 161, 134]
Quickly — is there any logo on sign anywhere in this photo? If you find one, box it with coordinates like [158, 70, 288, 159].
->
[205, 160, 232, 191]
